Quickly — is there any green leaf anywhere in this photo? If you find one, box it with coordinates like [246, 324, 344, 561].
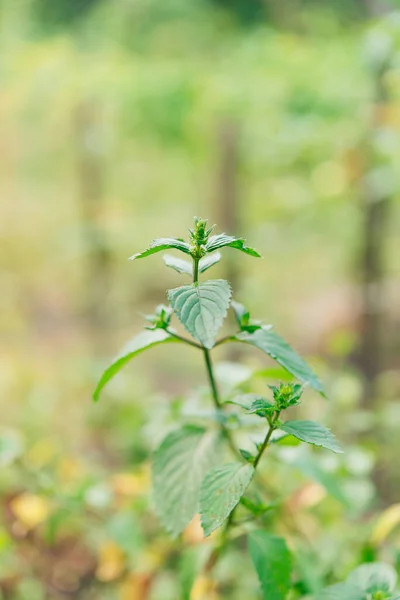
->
[200, 462, 254, 536]
[163, 252, 222, 276]
[93, 329, 177, 401]
[347, 563, 397, 595]
[0, 429, 24, 467]
[179, 546, 210, 600]
[152, 426, 220, 537]
[231, 300, 262, 332]
[234, 329, 324, 394]
[163, 254, 193, 275]
[280, 421, 343, 454]
[168, 280, 231, 349]
[231, 300, 250, 326]
[248, 530, 292, 600]
[240, 495, 275, 516]
[205, 234, 261, 257]
[319, 583, 365, 600]
[247, 398, 276, 416]
[225, 393, 269, 411]
[129, 237, 191, 260]
[198, 252, 222, 273]
[292, 457, 350, 506]
[239, 449, 255, 463]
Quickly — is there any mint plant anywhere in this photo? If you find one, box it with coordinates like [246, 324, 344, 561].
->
[93, 217, 343, 598]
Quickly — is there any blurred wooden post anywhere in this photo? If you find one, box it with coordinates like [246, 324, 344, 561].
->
[358, 15, 391, 407]
[216, 118, 241, 293]
[75, 101, 111, 353]
[215, 118, 243, 360]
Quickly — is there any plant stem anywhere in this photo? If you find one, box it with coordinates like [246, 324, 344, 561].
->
[193, 258, 199, 284]
[253, 411, 281, 468]
[203, 347, 239, 457]
[214, 335, 236, 347]
[166, 329, 202, 349]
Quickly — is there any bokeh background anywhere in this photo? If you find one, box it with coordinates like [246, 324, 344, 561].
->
[1, 0, 400, 598]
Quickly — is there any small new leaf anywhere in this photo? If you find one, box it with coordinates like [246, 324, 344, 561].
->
[231, 300, 262, 333]
[234, 329, 324, 394]
[130, 237, 191, 260]
[269, 382, 303, 410]
[200, 462, 254, 536]
[93, 329, 177, 402]
[248, 530, 292, 600]
[247, 398, 276, 417]
[226, 394, 269, 411]
[198, 252, 222, 273]
[280, 420, 343, 454]
[205, 234, 261, 257]
[145, 304, 173, 330]
[152, 426, 220, 537]
[163, 252, 222, 276]
[239, 449, 255, 464]
[168, 280, 231, 349]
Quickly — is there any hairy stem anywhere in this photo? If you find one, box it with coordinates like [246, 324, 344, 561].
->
[193, 257, 199, 284]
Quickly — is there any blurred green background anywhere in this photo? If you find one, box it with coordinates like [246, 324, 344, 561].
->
[1, 0, 400, 598]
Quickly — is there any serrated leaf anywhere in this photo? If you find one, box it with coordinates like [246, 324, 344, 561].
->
[248, 530, 292, 600]
[205, 234, 261, 257]
[198, 252, 222, 273]
[247, 398, 276, 415]
[168, 280, 231, 349]
[152, 426, 220, 537]
[280, 421, 342, 454]
[163, 254, 193, 275]
[200, 462, 254, 536]
[234, 329, 324, 394]
[129, 237, 191, 260]
[93, 329, 177, 401]
[347, 563, 397, 595]
[319, 583, 365, 600]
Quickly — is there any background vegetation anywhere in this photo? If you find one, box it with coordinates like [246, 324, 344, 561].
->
[0, 0, 399, 598]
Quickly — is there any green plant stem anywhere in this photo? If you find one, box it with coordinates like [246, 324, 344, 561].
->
[253, 411, 281, 468]
[165, 328, 202, 349]
[203, 347, 239, 457]
[224, 412, 280, 538]
[215, 335, 236, 347]
[193, 257, 199, 284]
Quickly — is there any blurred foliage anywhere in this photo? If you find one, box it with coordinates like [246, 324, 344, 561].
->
[0, 0, 399, 597]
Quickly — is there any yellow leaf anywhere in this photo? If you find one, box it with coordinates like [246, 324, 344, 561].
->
[111, 471, 149, 497]
[371, 504, 400, 546]
[96, 541, 126, 582]
[57, 457, 85, 483]
[119, 573, 152, 600]
[183, 514, 205, 545]
[190, 576, 218, 600]
[25, 438, 58, 469]
[10, 494, 51, 530]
